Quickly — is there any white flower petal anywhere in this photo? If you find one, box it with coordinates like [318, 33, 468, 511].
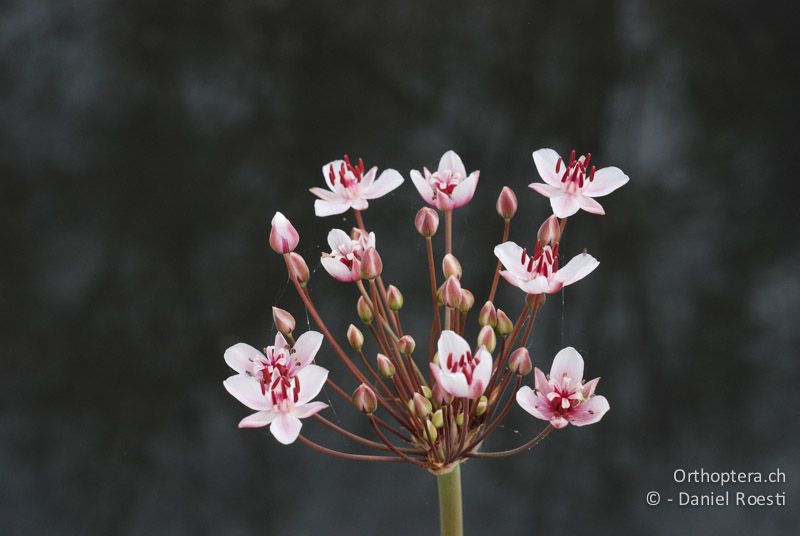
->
[555, 253, 599, 286]
[224, 343, 264, 375]
[532, 148, 564, 187]
[582, 166, 629, 197]
[292, 331, 324, 368]
[223, 374, 271, 411]
[270, 413, 302, 444]
[550, 347, 584, 384]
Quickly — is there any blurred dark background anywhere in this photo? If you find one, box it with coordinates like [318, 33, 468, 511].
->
[2, 0, 798, 534]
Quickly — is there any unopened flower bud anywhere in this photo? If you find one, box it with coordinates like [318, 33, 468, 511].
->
[456, 412, 464, 427]
[287, 252, 310, 287]
[357, 296, 373, 323]
[415, 207, 439, 237]
[425, 419, 438, 442]
[537, 214, 561, 245]
[442, 254, 462, 280]
[475, 395, 488, 416]
[496, 309, 513, 337]
[432, 352, 440, 367]
[269, 212, 299, 254]
[432, 380, 453, 405]
[508, 347, 533, 376]
[442, 275, 462, 309]
[353, 384, 377, 414]
[478, 301, 497, 328]
[386, 285, 404, 311]
[432, 408, 444, 428]
[458, 288, 475, 313]
[477, 325, 497, 353]
[376, 353, 395, 378]
[347, 324, 364, 351]
[359, 247, 383, 280]
[421, 385, 432, 399]
[398, 335, 416, 355]
[412, 392, 432, 418]
[496, 186, 518, 220]
[272, 306, 295, 336]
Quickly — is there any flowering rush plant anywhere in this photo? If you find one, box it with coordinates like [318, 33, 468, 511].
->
[224, 149, 628, 535]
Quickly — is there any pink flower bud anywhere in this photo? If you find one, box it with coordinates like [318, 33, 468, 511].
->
[477, 325, 497, 353]
[359, 247, 383, 280]
[398, 335, 416, 355]
[415, 207, 440, 237]
[496, 186, 518, 220]
[287, 252, 310, 287]
[478, 301, 497, 328]
[347, 324, 364, 351]
[269, 212, 299, 254]
[537, 214, 562, 245]
[441, 275, 462, 309]
[272, 306, 296, 335]
[442, 253, 462, 280]
[357, 296, 373, 324]
[411, 392, 432, 418]
[458, 288, 475, 313]
[376, 353, 395, 378]
[386, 285, 404, 311]
[353, 384, 378, 414]
[508, 347, 532, 376]
[496, 309, 513, 337]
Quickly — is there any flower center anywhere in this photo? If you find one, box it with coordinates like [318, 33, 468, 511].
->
[520, 241, 559, 277]
[430, 170, 461, 197]
[253, 346, 301, 404]
[328, 154, 365, 189]
[544, 377, 584, 413]
[555, 149, 596, 193]
[446, 350, 479, 384]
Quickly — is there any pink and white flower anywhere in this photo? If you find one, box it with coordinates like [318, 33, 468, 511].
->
[320, 228, 376, 282]
[529, 148, 629, 218]
[410, 150, 479, 211]
[494, 240, 598, 295]
[430, 330, 492, 399]
[223, 331, 328, 444]
[310, 155, 404, 217]
[516, 346, 609, 429]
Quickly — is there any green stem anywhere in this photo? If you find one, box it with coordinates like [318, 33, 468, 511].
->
[437, 465, 463, 536]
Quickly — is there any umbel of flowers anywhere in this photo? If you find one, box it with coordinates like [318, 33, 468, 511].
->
[223, 148, 627, 535]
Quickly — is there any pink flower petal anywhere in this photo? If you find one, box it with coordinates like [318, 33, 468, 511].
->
[438, 150, 467, 178]
[360, 166, 378, 188]
[295, 364, 329, 404]
[499, 270, 526, 290]
[450, 171, 479, 208]
[223, 374, 271, 411]
[309, 186, 339, 201]
[493, 242, 529, 279]
[292, 331, 324, 368]
[238, 410, 277, 428]
[351, 197, 369, 210]
[534, 367, 552, 395]
[270, 414, 302, 444]
[550, 194, 581, 218]
[550, 416, 569, 429]
[529, 182, 561, 198]
[550, 347, 584, 384]
[314, 199, 351, 217]
[516, 385, 552, 421]
[292, 401, 328, 419]
[224, 343, 264, 375]
[441, 370, 471, 398]
[437, 330, 471, 363]
[321, 256, 357, 282]
[576, 194, 606, 215]
[410, 170, 435, 204]
[569, 395, 610, 426]
[581, 166, 629, 197]
[555, 253, 599, 286]
[520, 276, 552, 295]
[362, 169, 404, 199]
[326, 229, 352, 253]
[434, 192, 456, 211]
[582, 377, 600, 398]
[471, 347, 493, 397]
[532, 148, 564, 187]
